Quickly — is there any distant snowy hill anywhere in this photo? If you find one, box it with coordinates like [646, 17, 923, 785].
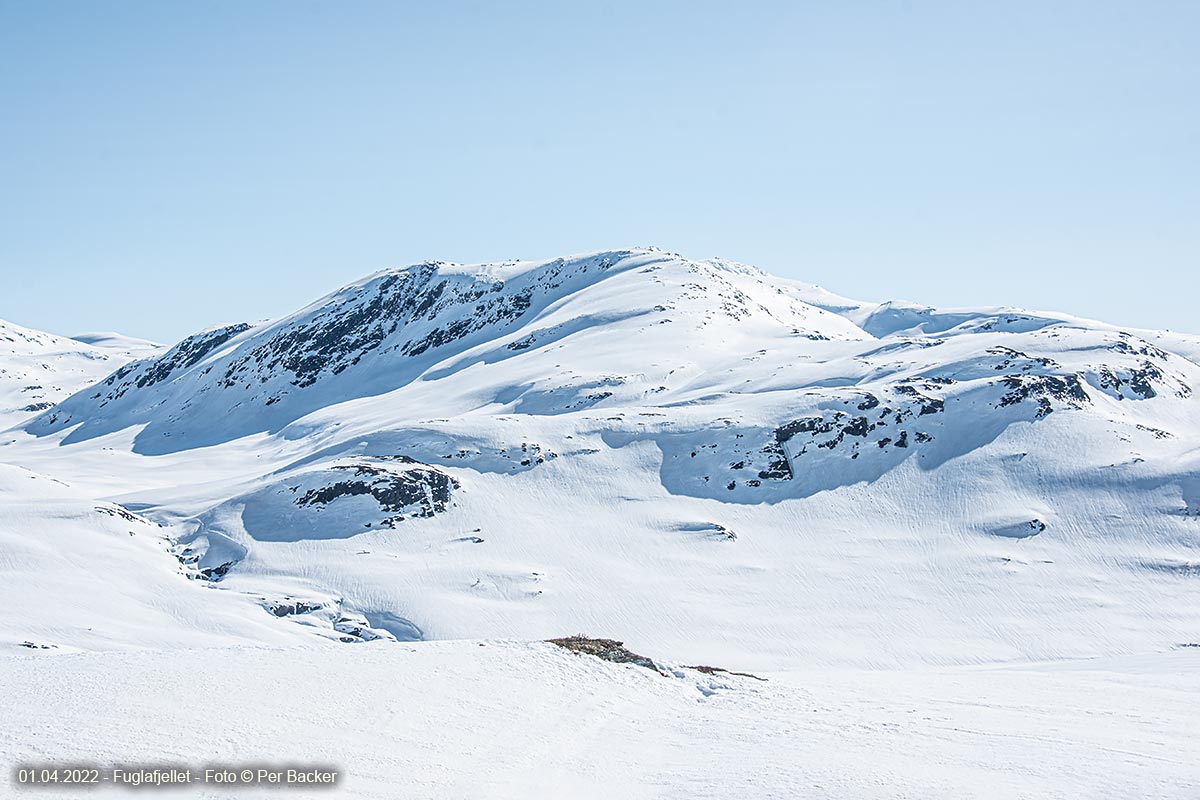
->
[0, 319, 160, 430]
[4, 248, 1199, 670]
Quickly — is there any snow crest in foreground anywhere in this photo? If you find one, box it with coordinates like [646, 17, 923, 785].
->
[3, 641, 1197, 799]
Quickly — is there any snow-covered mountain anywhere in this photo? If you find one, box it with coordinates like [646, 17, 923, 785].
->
[4, 248, 1200, 798]
[4, 248, 1200, 669]
[0, 318, 161, 430]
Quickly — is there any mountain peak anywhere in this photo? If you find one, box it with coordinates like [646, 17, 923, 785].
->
[20, 249, 864, 451]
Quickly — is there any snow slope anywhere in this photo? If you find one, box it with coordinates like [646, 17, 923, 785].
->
[0, 463, 335, 651]
[3, 248, 1199, 670]
[3, 641, 1197, 799]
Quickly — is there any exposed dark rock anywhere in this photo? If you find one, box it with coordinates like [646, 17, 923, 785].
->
[685, 664, 767, 681]
[987, 346, 1058, 372]
[1097, 361, 1165, 400]
[138, 324, 250, 389]
[332, 612, 388, 643]
[1136, 424, 1172, 439]
[1127, 362, 1164, 399]
[211, 258, 578, 393]
[679, 522, 737, 540]
[842, 416, 870, 437]
[402, 288, 533, 358]
[757, 439, 793, 481]
[856, 393, 880, 411]
[198, 561, 235, 581]
[295, 462, 459, 521]
[998, 375, 1089, 417]
[547, 635, 659, 672]
[94, 505, 150, 525]
[775, 417, 831, 443]
[918, 399, 944, 416]
[1110, 335, 1169, 360]
[507, 335, 535, 351]
[266, 599, 325, 617]
[894, 382, 946, 416]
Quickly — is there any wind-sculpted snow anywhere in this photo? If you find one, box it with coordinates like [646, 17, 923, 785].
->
[4, 247, 1200, 670]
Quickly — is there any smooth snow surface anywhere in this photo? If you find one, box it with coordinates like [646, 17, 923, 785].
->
[3, 642, 1197, 799]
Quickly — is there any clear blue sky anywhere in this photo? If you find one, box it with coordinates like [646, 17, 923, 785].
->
[2, 1, 1196, 342]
